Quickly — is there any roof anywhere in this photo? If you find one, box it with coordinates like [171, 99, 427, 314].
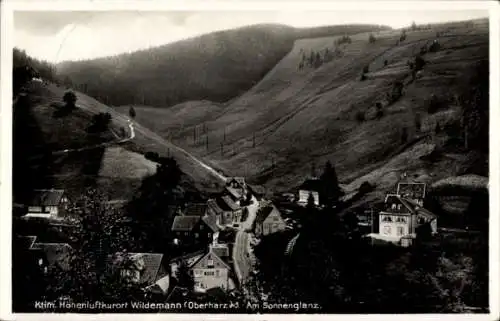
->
[128, 253, 164, 285]
[210, 244, 230, 258]
[381, 194, 436, 221]
[169, 250, 205, 265]
[182, 203, 208, 217]
[189, 248, 231, 270]
[227, 177, 245, 187]
[146, 275, 170, 294]
[396, 182, 426, 200]
[28, 189, 65, 206]
[255, 204, 281, 225]
[171, 216, 201, 232]
[225, 186, 244, 200]
[16, 235, 37, 249]
[201, 215, 220, 233]
[219, 196, 240, 212]
[207, 198, 224, 215]
[248, 184, 266, 195]
[166, 286, 190, 303]
[31, 242, 73, 270]
[299, 179, 322, 192]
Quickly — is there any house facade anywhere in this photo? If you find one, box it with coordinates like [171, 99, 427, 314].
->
[207, 196, 242, 226]
[254, 204, 286, 237]
[171, 215, 219, 246]
[298, 179, 321, 206]
[25, 189, 69, 219]
[378, 193, 437, 246]
[190, 249, 231, 292]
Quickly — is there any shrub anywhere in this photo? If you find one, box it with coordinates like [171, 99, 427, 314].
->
[390, 81, 404, 103]
[360, 73, 367, 81]
[401, 127, 409, 143]
[427, 94, 444, 114]
[400, 30, 407, 42]
[435, 122, 441, 134]
[87, 112, 112, 133]
[429, 40, 441, 53]
[407, 60, 414, 70]
[411, 21, 417, 31]
[363, 65, 369, 74]
[63, 91, 77, 109]
[415, 55, 426, 71]
[335, 35, 352, 46]
[420, 46, 428, 55]
[356, 111, 366, 122]
[129, 106, 136, 118]
[145, 151, 160, 162]
[376, 109, 384, 119]
[375, 102, 383, 110]
[415, 113, 422, 132]
[384, 59, 388, 66]
[359, 181, 374, 194]
[369, 34, 377, 43]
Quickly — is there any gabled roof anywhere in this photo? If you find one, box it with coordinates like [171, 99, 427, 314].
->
[169, 250, 205, 265]
[183, 203, 208, 217]
[31, 242, 73, 270]
[119, 253, 164, 285]
[16, 235, 37, 249]
[247, 184, 266, 195]
[146, 274, 170, 294]
[210, 244, 230, 258]
[189, 248, 231, 271]
[299, 179, 322, 192]
[381, 194, 436, 221]
[227, 177, 245, 187]
[225, 186, 244, 200]
[28, 189, 66, 206]
[207, 198, 224, 215]
[255, 204, 282, 225]
[201, 214, 219, 233]
[219, 196, 240, 212]
[396, 182, 427, 200]
[171, 216, 201, 232]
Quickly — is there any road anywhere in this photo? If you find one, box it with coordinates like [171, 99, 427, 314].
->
[233, 195, 259, 285]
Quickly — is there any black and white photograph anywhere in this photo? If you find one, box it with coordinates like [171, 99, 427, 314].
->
[1, 0, 498, 319]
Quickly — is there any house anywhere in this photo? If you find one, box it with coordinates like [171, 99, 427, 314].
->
[171, 215, 219, 246]
[224, 177, 247, 204]
[189, 247, 231, 292]
[207, 196, 243, 226]
[110, 252, 169, 295]
[30, 242, 73, 272]
[169, 250, 205, 280]
[298, 179, 321, 206]
[254, 203, 287, 237]
[396, 182, 427, 206]
[181, 203, 208, 217]
[378, 194, 437, 247]
[23, 189, 69, 219]
[247, 184, 266, 201]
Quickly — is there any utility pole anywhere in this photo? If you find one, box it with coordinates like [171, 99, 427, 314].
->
[252, 133, 256, 148]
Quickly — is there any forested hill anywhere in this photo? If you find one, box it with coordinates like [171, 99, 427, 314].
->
[55, 23, 390, 108]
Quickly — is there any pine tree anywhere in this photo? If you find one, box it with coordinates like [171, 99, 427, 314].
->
[128, 106, 136, 119]
[319, 161, 342, 207]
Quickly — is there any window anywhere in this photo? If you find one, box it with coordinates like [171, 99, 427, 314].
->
[207, 259, 214, 268]
[184, 232, 189, 236]
[396, 217, 407, 223]
[38, 258, 43, 266]
[391, 204, 397, 210]
[194, 270, 202, 277]
[194, 233, 199, 238]
[200, 225, 204, 230]
[204, 271, 215, 276]
[383, 226, 391, 235]
[216, 269, 220, 277]
[382, 216, 392, 222]
[397, 227, 404, 236]
[397, 204, 402, 210]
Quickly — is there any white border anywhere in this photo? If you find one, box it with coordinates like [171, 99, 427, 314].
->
[1, 1, 499, 321]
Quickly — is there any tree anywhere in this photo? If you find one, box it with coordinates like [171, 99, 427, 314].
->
[319, 161, 342, 207]
[63, 91, 77, 109]
[356, 111, 366, 122]
[363, 65, 369, 74]
[415, 55, 426, 71]
[41, 189, 144, 307]
[411, 21, 417, 31]
[384, 59, 388, 66]
[401, 127, 408, 143]
[369, 33, 376, 43]
[129, 106, 136, 119]
[415, 113, 422, 132]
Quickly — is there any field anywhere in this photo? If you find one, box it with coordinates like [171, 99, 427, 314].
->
[114, 19, 489, 199]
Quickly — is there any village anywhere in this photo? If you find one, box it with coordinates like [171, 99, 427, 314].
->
[13, 163, 450, 310]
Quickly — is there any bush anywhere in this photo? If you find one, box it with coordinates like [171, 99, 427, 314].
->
[375, 109, 384, 119]
[335, 35, 352, 45]
[145, 151, 160, 162]
[87, 112, 112, 133]
[415, 55, 426, 71]
[389, 81, 404, 103]
[407, 60, 414, 70]
[411, 21, 417, 31]
[401, 127, 409, 143]
[384, 60, 388, 66]
[427, 94, 444, 114]
[400, 30, 407, 42]
[362, 65, 369, 74]
[63, 91, 77, 109]
[356, 111, 366, 122]
[369, 34, 377, 43]
[360, 73, 367, 81]
[359, 181, 374, 194]
[429, 40, 441, 53]
[375, 102, 382, 110]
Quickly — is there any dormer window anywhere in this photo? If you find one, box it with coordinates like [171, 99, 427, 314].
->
[207, 259, 214, 268]
[38, 258, 43, 266]
[391, 204, 397, 210]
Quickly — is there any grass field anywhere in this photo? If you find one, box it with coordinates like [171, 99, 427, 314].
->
[114, 19, 488, 197]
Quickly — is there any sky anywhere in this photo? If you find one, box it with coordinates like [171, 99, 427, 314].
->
[14, 9, 489, 63]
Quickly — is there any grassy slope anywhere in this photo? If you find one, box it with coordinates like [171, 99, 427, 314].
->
[125, 19, 488, 198]
[16, 82, 226, 202]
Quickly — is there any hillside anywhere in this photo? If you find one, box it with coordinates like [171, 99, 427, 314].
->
[123, 19, 488, 199]
[56, 23, 389, 108]
[13, 80, 225, 204]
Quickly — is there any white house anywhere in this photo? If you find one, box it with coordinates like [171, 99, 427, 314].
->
[297, 179, 321, 206]
[190, 248, 231, 292]
[24, 189, 69, 219]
